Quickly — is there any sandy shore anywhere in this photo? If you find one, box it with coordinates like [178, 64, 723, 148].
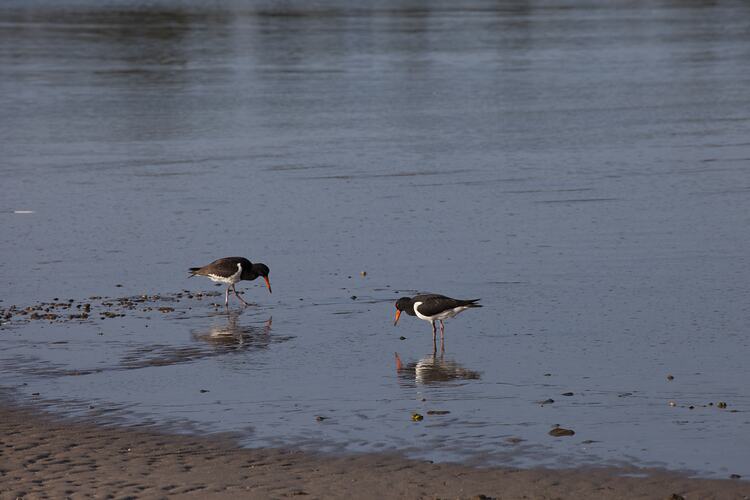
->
[0, 404, 747, 500]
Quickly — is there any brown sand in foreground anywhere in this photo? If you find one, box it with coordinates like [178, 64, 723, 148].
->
[0, 405, 747, 500]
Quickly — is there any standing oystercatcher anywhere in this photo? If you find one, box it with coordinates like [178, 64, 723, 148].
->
[189, 257, 271, 307]
[394, 294, 481, 348]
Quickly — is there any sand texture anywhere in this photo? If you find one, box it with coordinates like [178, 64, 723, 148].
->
[1, 405, 748, 499]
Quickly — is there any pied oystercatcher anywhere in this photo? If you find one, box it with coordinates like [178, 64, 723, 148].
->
[189, 257, 271, 306]
[394, 293, 481, 346]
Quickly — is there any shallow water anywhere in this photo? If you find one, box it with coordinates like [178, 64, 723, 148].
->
[2, 0, 750, 478]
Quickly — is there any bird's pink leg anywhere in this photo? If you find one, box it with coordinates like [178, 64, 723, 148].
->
[232, 284, 251, 306]
[224, 286, 230, 307]
[439, 321, 446, 353]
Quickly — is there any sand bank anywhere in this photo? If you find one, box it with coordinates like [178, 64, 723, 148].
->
[1, 404, 747, 499]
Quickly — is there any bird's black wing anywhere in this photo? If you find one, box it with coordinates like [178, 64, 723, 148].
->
[413, 295, 461, 316]
[192, 257, 250, 277]
[414, 294, 481, 316]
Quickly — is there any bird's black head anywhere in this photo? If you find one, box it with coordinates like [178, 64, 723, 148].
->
[253, 263, 270, 278]
[252, 263, 272, 294]
[393, 296, 414, 326]
[395, 297, 413, 312]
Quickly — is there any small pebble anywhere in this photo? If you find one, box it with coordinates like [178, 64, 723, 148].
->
[667, 374, 674, 381]
[399, 336, 406, 340]
[360, 271, 367, 277]
[315, 416, 328, 422]
[548, 427, 575, 437]
[426, 410, 450, 415]
[411, 413, 424, 422]
[730, 474, 742, 479]
[668, 401, 677, 407]
[350, 295, 357, 300]
[717, 401, 727, 409]
[561, 392, 574, 397]
[200, 389, 209, 393]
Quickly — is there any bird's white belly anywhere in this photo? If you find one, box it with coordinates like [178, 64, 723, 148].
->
[413, 302, 469, 322]
[207, 263, 243, 284]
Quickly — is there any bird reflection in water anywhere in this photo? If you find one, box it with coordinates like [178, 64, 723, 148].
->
[394, 351, 481, 385]
[192, 310, 275, 352]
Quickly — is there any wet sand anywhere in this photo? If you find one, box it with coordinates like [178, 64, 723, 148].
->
[2, 404, 747, 500]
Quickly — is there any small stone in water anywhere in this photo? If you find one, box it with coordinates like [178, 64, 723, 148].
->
[730, 474, 741, 479]
[360, 271, 367, 277]
[399, 336, 406, 340]
[548, 427, 575, 437]
[426, 410, 450, 415]
[668, 401, 677, 407]
[315, 416, 328, 422]
[411, 413, 424, 422]
[561, 392, 574, 397]
[667, 374, 674, 381]
[717, 401, 727, 409]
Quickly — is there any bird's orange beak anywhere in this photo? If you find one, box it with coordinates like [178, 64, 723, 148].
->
[394, 309, 401, 326]
[263, 276, 272, 294]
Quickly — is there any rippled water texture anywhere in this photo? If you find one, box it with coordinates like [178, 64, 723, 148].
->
[2, 0, 750, 478]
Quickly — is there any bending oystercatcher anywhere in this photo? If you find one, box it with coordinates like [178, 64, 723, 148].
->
[394, 294, 481, 346]
[189, 257, 271, 307]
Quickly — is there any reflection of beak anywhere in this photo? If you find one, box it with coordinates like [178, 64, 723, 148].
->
[394, 309, 401, 326]
[263, 276, 272, 294]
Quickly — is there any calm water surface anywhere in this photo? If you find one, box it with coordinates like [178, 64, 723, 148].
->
[2, 0, 750, 478]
